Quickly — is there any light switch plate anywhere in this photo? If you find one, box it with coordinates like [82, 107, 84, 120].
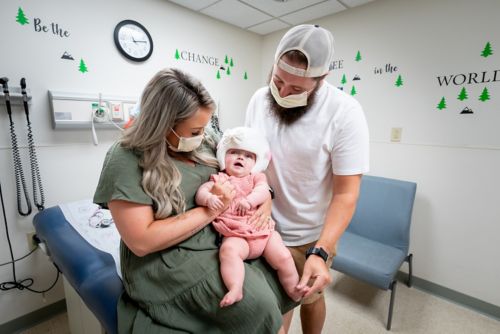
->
[391, 127, 402, 142]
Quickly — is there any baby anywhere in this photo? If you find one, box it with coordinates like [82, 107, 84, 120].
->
[196, 127, 307, 307]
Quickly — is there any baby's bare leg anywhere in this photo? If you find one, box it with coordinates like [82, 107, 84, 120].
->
[263, 231, 303, 301]
[219, 237, 250, 307]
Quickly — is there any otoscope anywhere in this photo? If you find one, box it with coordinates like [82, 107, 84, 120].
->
[0, 77, 12, 115]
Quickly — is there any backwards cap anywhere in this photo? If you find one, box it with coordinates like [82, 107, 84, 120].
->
[275, 24, 335, 78]
[217, 127, 271, 174]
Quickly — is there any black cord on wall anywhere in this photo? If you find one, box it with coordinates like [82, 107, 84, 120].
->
[0, 181, 60, 293]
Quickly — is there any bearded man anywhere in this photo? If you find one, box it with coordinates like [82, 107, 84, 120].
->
[245, 24, 370, 334]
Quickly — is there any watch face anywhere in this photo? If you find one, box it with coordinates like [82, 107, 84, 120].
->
[114, 20, 153, 62]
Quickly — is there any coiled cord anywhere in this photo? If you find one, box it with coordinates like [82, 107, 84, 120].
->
[7, 111, 32, 216]
[21, 77, 45, 211]
[25, 110, 45, 211]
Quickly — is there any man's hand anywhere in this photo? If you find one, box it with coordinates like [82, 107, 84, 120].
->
[297, 256, 333, 297]
[248, 196, 274, 231]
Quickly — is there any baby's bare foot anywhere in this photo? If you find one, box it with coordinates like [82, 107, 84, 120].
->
[288, 286, 308, 302]
[220, 289, 243, 307]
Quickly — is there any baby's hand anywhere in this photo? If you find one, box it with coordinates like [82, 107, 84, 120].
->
[235, 199, 251, 216]
[207, 195, 224, 212]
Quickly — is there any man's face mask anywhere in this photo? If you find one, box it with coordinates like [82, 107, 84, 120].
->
[269, 79, 308, 109]
[168, 128, 204, 152]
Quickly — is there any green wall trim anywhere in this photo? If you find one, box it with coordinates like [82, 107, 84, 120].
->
[0, 299, 66, 334]
[397, 271, 500, 321]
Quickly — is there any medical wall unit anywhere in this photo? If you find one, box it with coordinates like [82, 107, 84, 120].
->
[0, 86, 32, 106]
[48, 90, 136, 129]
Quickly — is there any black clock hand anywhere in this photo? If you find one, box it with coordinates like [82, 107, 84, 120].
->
[132, 36, 147, 43]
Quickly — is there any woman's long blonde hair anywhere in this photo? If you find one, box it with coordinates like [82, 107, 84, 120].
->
[121, 68, 218, 219]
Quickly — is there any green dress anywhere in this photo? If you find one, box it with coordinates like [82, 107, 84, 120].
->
[93, 142, 296, 334]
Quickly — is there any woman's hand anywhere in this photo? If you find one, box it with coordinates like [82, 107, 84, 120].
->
[248, 196, 274, 231]
[210, 180, 235, 214]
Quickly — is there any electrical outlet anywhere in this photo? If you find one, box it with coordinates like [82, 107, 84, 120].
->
[391, 127, 402, 142]
[26, 232, 38, 251]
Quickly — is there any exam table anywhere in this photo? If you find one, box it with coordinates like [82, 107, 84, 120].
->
[33, 202, 123, 334]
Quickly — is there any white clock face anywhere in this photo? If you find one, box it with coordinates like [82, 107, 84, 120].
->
[114, 20, 153, 62]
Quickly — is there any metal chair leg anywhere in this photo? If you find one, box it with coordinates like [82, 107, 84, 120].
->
[387, 280, 397, 330]
[406, 253, 413, 287]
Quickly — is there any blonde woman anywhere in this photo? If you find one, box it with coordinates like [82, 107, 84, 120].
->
[94, 68, 296, 333]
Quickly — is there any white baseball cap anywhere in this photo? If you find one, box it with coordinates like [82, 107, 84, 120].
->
[217, 127, 271, 174]
[274, 24, 335, 78]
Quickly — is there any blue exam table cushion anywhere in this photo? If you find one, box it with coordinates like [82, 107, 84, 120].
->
[33, 205, 123, 334]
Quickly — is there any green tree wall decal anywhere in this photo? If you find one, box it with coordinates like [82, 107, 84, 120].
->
[481, 42, 493, 57]
[437, 97, 446, 110]
[355, 51, 361, 62]
[457, 87, 468, 101]
[230, 58, 234, 67]
[226, 66, 231, 75]
[175, 49, 180, 60]
[79, 59, 88, 73]
[350, 85, 357, 96]
[341, 74, 347, 85]
[395, 75, 403, 87]
[244, 71, 248, 80]
[216, 70, 221, 79]
[479, 87, 490, 101]
[224, 55, 228, 64]
[16, 7, 29, 25]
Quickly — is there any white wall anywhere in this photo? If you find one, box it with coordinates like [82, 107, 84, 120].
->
[262, 0, 500, 307]
[1, 0, 499, 326]
[0, 0, 262, 324]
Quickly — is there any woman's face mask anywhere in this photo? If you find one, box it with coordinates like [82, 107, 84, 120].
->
[269, 79, 308, 108]
[167, 128, 204, 152]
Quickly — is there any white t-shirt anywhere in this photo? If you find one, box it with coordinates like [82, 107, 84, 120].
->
[245, 81, 369, 246]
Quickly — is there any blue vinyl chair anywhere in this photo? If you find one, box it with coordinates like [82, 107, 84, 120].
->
[332, 175, 417, 330]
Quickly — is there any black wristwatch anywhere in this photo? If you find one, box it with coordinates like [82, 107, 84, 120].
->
[305, 246, 329, 262]
[268, 187, 275, 199]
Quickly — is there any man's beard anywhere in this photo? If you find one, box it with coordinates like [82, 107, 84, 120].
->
[266, 85, 319, 126]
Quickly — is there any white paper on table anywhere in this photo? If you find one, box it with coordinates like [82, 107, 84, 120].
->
[59, 199, 122, 279]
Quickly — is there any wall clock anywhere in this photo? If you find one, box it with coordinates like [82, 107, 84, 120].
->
[114, 20, 153, 62]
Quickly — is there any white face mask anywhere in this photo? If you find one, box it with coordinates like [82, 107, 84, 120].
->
[269, 79, 308, 108]
[167, 128, 204, 152]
